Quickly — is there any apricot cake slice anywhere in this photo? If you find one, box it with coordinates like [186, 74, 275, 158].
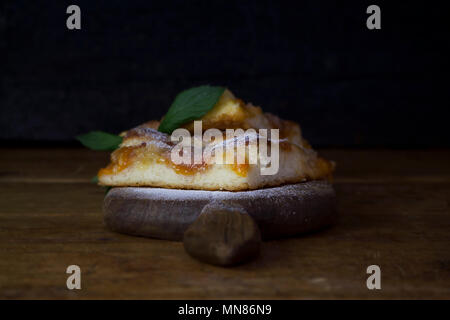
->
[97, 88, 334, 191]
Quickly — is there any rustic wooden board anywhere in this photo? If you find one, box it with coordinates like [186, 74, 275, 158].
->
[0, 148, 449, 299]
[103, 182, 337, 241]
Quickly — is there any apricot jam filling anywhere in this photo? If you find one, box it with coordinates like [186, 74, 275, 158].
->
[98, 143, 214, 177]
[98, 147, 135, 175]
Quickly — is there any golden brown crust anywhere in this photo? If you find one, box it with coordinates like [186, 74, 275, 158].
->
[98, 126, 335, 190]
[98, 89, 335, 190]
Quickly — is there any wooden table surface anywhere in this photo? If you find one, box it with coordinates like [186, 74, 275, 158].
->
[0, 148, 449, 299]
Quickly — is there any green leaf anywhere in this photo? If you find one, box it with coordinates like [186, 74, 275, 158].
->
[158, 85, 226, 134]
[76, 131, 123, 151]
[104, 186, 112, 194]
[91, 175, 99, 184]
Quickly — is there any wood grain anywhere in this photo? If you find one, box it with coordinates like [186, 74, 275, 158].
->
[183, 204, 261, 266]
[0, 148, 449, 299]
[103, 182, 336, 240]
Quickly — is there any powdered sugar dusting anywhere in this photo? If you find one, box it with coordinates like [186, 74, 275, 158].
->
[110, 180, 333, 202]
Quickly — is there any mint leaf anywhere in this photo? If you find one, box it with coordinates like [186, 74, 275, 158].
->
[76, 131, 123, 151]
[158, 85, 226, 134]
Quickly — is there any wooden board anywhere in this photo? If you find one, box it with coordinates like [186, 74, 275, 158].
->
[0, 148, 449, 299]
[103, 181, 337, 241]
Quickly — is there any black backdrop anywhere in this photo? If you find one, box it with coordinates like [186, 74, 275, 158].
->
[1, 1, 448, 147]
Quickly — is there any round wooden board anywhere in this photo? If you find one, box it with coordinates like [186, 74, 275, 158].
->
[103, 181, 337, 241]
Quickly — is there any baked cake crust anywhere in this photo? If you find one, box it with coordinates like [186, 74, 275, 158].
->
[98, 90, 334, 191]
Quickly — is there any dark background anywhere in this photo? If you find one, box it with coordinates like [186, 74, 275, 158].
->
[1, 1, 448, 147]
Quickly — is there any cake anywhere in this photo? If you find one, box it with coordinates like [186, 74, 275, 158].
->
[98, 89, 334, 191]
